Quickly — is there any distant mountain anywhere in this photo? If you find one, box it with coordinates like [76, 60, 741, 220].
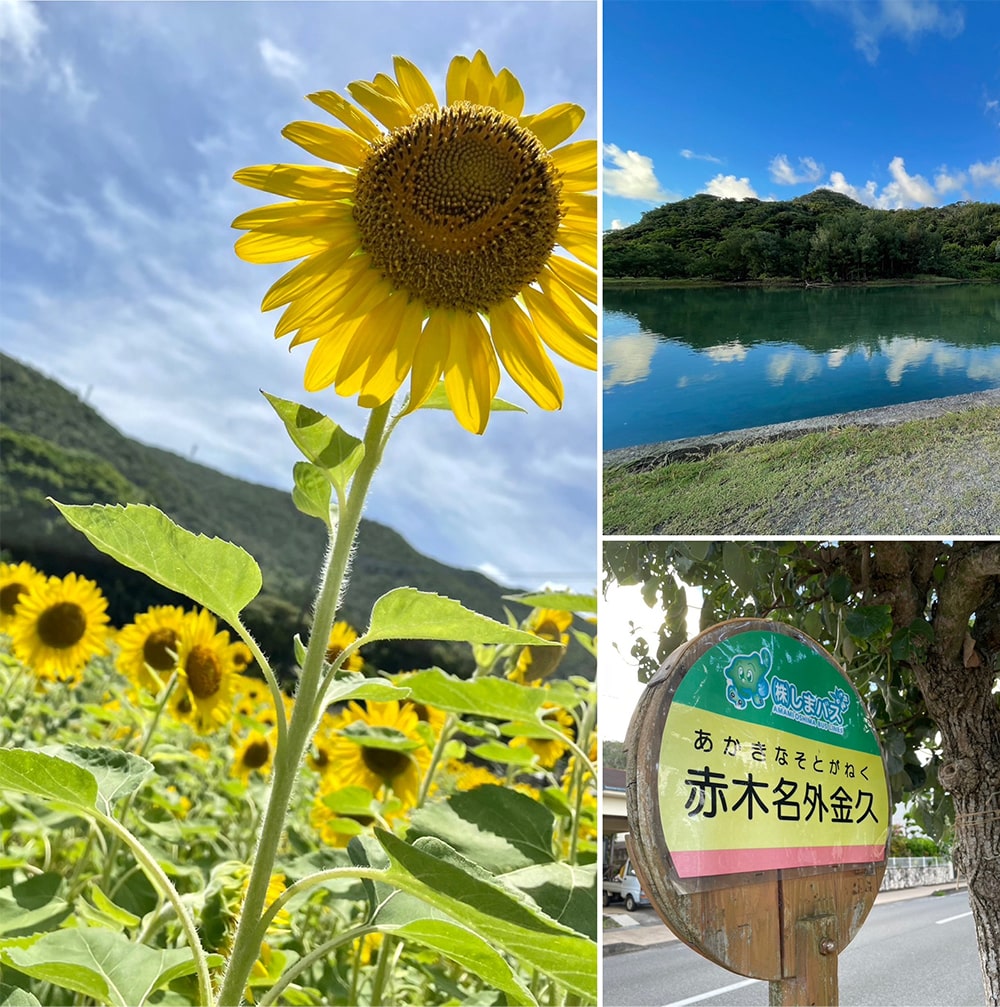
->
[1, 353, 594, 680]
[604, 191, 1000, 283]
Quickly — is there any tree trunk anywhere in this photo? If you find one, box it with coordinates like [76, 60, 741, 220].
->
[913, 545, 1000, 1005]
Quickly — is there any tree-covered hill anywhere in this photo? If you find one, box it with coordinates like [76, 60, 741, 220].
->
[604, 190, 1000, 283]
[1, 353, 594, 680]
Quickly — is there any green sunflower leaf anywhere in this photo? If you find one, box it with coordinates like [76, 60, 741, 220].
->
[48, 501, 262, 624]
[384, 919, 535, 1006]
[0, 749, 97, 810]
[376, 830, 596, 1001]
[0, 929, 218, 1007]
[364, 589, 559, 646]
[0, 873, 70, 938]
[291, 461, 333, 526]
[407, 785, 555, 873]
[0, 984, 42, 1007]
[396, 668, 549, 721]
[419, 381, 525, 414]
[501, 863, 598, 941]
[37, 745, 154, 816]
[263, 392, 364, 490]
[503, 591, 597, 614]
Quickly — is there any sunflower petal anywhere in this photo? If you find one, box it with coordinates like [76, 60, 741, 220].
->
[489, 301, 563, 410]
[551, 139, 597, 189]
[235, 230, 333, 264]
[466, 50, 497, 104]
[347, 80, 412, 130]
[557, 225, 598, 268]
[303, 316, 366, 392]
[274, 254, 373, 336]
[307, 90, 383, 143]
[546, 254, 597, 305]
[336, 293, 410, 396]
[445, 54, 471, 105]
[393, 56, 439, 111]
[444, 312, 499, 434]
[521, 103, 586, 150]
[405, 312, 451, 413]
[489, 68, 525, 116]
[233, 164, 356, 201]
[232, 200, 353, 232]
[281, 121, 370, 169]
[540, 270, 598, 334]
[522, 285, 597, 370]
[261, 245, 358, 312]
[358, 298, 426, 406]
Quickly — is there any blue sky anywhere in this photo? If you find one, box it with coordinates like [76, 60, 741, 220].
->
[604, 0, 1000, 229]
[0, 0, 598, 594]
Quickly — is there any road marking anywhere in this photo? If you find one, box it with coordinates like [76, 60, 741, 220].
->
[935, 910, 973, 925]
[663, 978, 761, 1006]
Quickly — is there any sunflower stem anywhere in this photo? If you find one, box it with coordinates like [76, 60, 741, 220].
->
[215, 400, 394, 1007]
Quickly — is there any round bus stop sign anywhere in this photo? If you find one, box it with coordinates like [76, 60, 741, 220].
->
[625, 619, 890, 999]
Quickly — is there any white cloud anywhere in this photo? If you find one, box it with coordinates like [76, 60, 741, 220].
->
[824, 171, 879, 205]
[769, 154, 823, 185]
[603, 143, 668, 201]
[703, 173, 758, 200]
[820, 155, 999, 208]
[258, 38, 304, 81]
[609, 219, 624, 230]
[829, 0, 965, 63]
[0, 0, 44, 63]
[969, 158, 1000, 187]
[681, 148, 722, 164]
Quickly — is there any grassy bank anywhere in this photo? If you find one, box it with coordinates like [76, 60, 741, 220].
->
[603, 406, 1000, 535]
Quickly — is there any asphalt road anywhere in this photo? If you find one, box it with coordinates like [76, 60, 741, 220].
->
[603, 890, 983, 1007]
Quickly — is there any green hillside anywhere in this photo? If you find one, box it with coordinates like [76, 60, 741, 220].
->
[604, 191, 1000, 283]
[1, 353, 594, 680]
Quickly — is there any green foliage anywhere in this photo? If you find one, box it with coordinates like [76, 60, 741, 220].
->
[604, 192, 1000, 282]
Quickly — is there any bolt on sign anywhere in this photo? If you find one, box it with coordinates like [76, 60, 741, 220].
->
[625, 620, 891, 1005]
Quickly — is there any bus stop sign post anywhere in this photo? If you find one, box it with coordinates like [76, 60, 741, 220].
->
[625, 619, 891, 1006]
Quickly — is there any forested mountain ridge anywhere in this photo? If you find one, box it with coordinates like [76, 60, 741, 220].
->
[0, 353, 595, 679]
[604, 190, 1000, 283]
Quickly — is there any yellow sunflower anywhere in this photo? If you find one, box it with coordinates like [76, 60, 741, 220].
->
[508, 608, 573, 684]
[325, 620, 364, 672]
[231, 729, 275, 783]
[173, 608, 241, 733]
[0, 561, 47, 632]
[115, 605, 188, 693]
[9, 572, 109, 685]
[232, 50, 596, 434]
[324, 700, 431, 807]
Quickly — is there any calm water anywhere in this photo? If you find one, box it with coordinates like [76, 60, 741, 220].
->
[603, 283, 1000, 450]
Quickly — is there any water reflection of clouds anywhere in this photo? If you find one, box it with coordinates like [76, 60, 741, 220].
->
[767, 351, 822, 385]
[603, 332, 658, 389]
[704, 341, 748, 363]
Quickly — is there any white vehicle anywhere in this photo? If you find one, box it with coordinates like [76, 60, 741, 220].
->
[602, 857, 650, 911]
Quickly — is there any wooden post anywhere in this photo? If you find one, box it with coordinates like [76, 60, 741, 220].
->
[769, 913, 839, 1006]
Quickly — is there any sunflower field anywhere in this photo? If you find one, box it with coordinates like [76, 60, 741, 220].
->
[0, 560, 597, 1006]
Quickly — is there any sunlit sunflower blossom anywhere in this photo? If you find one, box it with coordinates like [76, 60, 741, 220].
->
[0, 562, 47, 633]
[9, 573, 109, 685]
[325, 620, 364, 672]
[324, 700, 431, 807]
[115, 605, 188, 694]
[508, 608, 573, 684]
[232, 51, 596, 434]
[173, 608, 241, 733]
